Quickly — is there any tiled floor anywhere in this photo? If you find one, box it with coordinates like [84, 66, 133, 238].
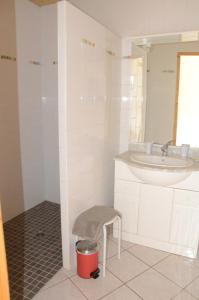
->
[4, 201, 62, 300]
[32, 237, 199, 300]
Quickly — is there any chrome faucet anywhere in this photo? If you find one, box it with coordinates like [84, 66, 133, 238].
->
[161, 140, 173, 157]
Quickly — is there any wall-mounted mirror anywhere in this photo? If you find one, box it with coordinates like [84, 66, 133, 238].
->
[131, 31, 199, 147]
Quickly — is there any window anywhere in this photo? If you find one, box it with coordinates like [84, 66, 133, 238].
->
[175, 53, 199, 147]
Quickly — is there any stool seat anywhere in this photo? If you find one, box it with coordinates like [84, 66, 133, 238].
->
[73, 206, 120, 241]
[73, 205, 122, 277]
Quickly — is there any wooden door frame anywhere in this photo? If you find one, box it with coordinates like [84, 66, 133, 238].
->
[0, 205, 10, 300]
[173, 52, 199, 144]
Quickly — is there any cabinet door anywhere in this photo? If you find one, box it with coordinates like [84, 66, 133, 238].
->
[138, 184, 173, 242]
[114, 180, 140, 234]
[170, 190, 199, 248]
[0, 205, 10, 300]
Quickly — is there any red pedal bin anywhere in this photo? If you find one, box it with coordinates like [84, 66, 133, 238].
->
[76, 240, 100, 279]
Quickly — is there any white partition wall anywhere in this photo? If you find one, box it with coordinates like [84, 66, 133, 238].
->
[15, 0, 60, 210]
[41, 4, 60, 204]
[15, 0, 44, 210]
[58, 1, 121, 268]
[58, 1, 70, 269]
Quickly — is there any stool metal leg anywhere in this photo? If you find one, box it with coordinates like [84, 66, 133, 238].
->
[103, 224, 107, 277]
[117, 216, 121, 259]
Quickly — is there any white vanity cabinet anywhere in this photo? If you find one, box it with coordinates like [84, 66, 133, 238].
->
[114, 160, 199, 258]
[170, 190, 199, 254]
[138, 185, 173, 242]
[115, 180, 140, 233]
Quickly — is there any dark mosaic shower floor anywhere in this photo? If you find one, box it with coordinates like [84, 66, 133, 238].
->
[4, 201, 62, 300]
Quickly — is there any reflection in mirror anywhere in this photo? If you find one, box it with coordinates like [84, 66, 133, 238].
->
[129, 57, 144, 142]
[128, 46, 147, 144]
[130, 32, 199, 147]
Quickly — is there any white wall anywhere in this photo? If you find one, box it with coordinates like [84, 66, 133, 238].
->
[58, 2, 121, 268]
[145, 41, 199, 144]
[15, 0, 60, 210]
[15, 0, 44, 210]
[0, 0, 24, 222]
[67, 3, 121, 217]
[41, 5, 60, 204]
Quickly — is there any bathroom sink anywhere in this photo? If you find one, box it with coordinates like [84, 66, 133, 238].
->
[130, 153, 193, 168]
[128, 153, 194, 186]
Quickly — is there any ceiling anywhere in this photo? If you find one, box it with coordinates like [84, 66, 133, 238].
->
[30, 0, 199, 37]
[69, 0, 199, 37]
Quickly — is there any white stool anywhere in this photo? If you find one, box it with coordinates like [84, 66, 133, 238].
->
[73, 206, 122, 278]
[102, 215, 121, 277]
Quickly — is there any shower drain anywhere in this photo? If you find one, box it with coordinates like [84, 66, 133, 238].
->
[35, 230, 45, 238]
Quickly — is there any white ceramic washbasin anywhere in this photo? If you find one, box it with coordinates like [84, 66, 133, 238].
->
[128, 153, 194, 186]
[130, 153, 193, 168]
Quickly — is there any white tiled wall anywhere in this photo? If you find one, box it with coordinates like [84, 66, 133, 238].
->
[15, 0, 44, 210]
[59, 2, 122, 266]
[41, 4, 60, 204]
[15, 0, 60, 210]
[68, 2, 121, 218]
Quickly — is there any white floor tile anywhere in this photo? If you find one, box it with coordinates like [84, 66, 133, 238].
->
[71, 268, 122, 300]
[99, 239, 122, 262]
[33, 279, 86, 300]
[187, 257, 199, 270]
[106, 251, 149, 282]
[186, 276, 199, 299]
[102, 285, 141, 299]
[128, 244, 169, 266]
[174, 253, 199, 270]
[110, 236, 135, 250]
[154, 255, 199, 288]
[41, 268, 68, 290]
[62, 266, 77, 278]
[127, 268, 181, 300]
[173, 290, 197, 300]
